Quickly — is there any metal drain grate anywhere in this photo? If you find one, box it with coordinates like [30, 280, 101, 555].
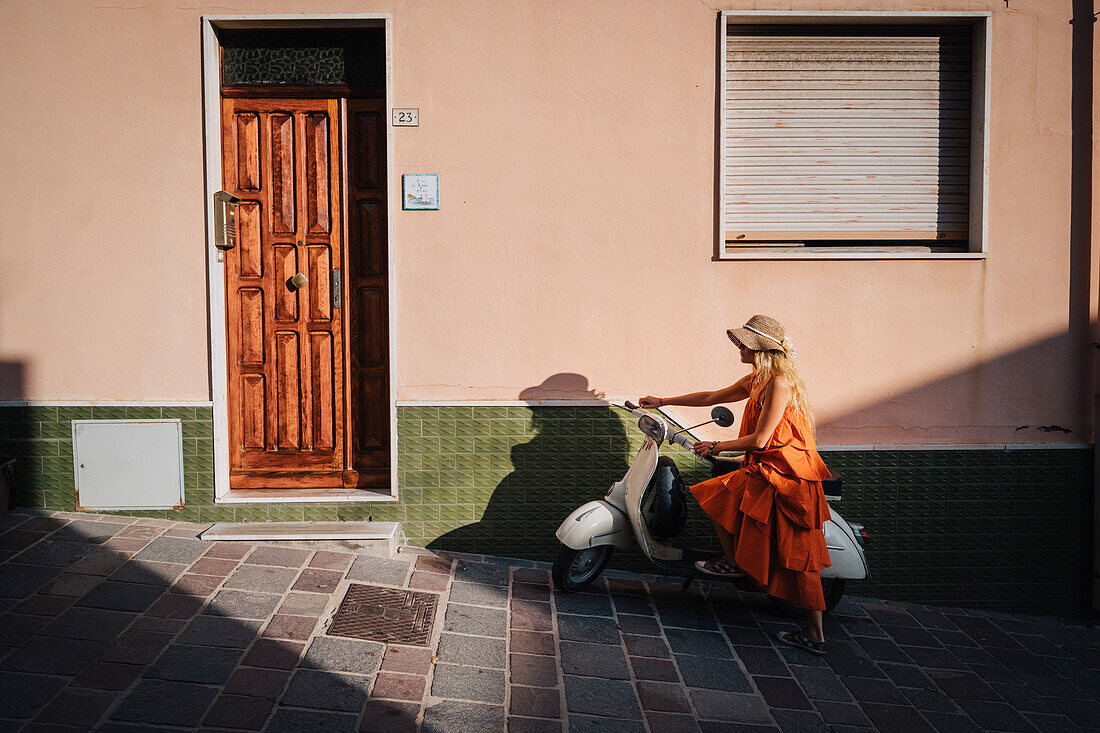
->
[327, 583, 438, 646]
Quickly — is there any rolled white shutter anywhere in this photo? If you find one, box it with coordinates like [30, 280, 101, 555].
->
[723, 28, 972, 244]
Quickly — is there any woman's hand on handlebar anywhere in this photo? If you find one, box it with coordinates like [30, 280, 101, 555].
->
[693, 440, 720, 458]
[638, 396, 663, 408]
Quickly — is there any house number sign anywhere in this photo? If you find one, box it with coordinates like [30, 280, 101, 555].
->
[392, 108, 419, 126]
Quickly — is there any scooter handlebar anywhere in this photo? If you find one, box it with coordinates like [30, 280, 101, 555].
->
[619, 401, 651, 419]
[619, 402, 713, 457]
[669, 430, 698, 452]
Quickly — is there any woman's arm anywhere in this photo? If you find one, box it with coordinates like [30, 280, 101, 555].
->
[640, 374, 752, 408]
[694, 377, 791, 456]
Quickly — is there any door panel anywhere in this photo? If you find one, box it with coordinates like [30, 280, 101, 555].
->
[242, 374, 266, 449]
[354, 111, 383, 190]
[307, 246, 332, 321]
[239, 289, 265, 366]
[236, 114, 261, 191]
[358, 374, 387, 449]
[354, 200, 385, 277]
[305, 115, 332, 234]
[274, 330, 301, 450]
[273, 245, 298, 322]
[270, 114, 296, 234]
[357, 289, 384, 365]
[238, 202, 262, 277]
[222, 98, 346, 488]
[310, 333, 336, 451]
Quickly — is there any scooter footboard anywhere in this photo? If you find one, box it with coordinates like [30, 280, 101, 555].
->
[556, 501, 632, 551]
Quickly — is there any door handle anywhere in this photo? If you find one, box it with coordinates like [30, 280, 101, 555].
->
[332, 268, 342, 308]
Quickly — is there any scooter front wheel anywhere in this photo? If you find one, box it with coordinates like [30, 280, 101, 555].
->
[552, 545, 613, 592]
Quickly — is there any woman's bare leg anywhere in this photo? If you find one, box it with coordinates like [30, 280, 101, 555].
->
[806, 610, 824, 643]
[711, 518, 737, 564]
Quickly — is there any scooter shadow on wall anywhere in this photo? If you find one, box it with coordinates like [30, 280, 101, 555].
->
[427, 373, 632, 560]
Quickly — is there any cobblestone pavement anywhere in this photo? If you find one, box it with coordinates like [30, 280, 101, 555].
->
[0, 509, 1098, 732]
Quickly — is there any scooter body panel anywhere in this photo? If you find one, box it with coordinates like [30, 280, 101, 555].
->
[621, 439, 660, 503]
[555, 500, 633, 551]
[625, 439, 684, 561]
[820, 507, 869, 580]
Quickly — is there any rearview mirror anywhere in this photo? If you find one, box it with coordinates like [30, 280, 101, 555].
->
[710, 406, 735, 428]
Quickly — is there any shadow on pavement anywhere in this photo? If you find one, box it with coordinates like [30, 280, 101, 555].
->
[0, 510, 431, 731]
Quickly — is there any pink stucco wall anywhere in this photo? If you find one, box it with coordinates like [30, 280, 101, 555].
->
[0, 0, 1094, 445]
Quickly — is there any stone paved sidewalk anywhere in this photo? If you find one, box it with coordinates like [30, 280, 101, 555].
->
[0, 509, 1098, 732]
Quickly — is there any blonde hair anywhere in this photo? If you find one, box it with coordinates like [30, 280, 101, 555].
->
[750, 350, 815, 429]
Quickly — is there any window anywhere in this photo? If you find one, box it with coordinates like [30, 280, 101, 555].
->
[719, 15, 989, 258]
[218, 28, 385, 92]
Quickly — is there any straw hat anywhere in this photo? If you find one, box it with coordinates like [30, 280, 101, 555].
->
[727, 315, 792, 354]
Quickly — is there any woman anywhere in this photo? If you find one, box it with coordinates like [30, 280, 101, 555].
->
[639, 315, 832, 655]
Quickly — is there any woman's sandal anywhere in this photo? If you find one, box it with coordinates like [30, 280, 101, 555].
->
[694, 556, 745, 578]
[777, 629, 826, 656]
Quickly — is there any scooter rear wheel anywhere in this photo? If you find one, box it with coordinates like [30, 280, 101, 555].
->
[769, 578, 846, 619]
[552, 545, 613, 592]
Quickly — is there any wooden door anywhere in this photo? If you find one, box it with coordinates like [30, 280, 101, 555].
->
[221, 98, 346, 488]
[345, 99, 390, 488]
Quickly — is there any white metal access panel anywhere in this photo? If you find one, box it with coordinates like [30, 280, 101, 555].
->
[72, 420, 185, 510]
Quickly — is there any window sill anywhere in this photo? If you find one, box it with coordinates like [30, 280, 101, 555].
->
[718, 248, 987, 261]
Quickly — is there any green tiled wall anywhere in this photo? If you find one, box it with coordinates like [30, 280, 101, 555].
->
[818, 448, 1093, 614]
[0, 405, 1093, 614]
[2, 406, 202, 518]
[0, 406, 361, 524]
[400, 407, 1094, 615]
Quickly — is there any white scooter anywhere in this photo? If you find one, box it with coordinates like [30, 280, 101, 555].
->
[552, 401, 870, 615]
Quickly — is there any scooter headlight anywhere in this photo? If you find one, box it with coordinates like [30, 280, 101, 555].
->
[638, 415, 666, 442]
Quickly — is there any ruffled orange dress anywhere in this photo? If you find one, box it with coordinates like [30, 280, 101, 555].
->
[690, 378, 832, 610]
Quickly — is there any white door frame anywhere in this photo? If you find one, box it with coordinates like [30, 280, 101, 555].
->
[200, 14, 397, 501]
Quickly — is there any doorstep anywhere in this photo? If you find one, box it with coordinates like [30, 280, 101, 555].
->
[200, 521, 402, 557]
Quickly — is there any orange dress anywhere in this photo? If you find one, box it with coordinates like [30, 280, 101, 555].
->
[690, 379, 832, 610]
